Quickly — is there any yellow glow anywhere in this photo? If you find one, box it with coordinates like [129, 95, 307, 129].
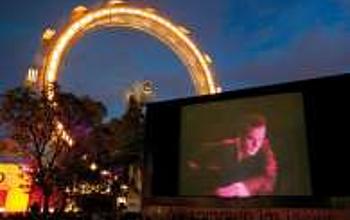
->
[55, 121, 74, 147]
[71, 5, 88, 21]
[107, 0, 125, 5]
[204, 54, 212, 64]
[73, 5, 88, 13]
[0, 164, 31, 213]
[26, 67, 38, 84]
[42, 28, 56, 41]
[121, 184, 128, 190]
[90, 162, 98, 171]
[117, 196, 127, 205]
[56, 121, 64, 130]
[100, 170, 110, 176]
[178, 25, 191, 35]
[5, 190, 29, 213]
[145, 7, 157, 13]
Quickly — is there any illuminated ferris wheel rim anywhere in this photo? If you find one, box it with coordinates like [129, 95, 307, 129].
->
[40, 1, 220, 98]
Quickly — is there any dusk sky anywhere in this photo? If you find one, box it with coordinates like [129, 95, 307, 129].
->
[1, 0, 350, 117]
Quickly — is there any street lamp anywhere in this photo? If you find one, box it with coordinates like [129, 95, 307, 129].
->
[89, 162, 98, 171]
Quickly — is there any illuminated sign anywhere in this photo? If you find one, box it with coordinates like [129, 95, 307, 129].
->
[0, 163, 31, 213]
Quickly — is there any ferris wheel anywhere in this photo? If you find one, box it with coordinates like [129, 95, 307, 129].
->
[35, 0, 220, 99]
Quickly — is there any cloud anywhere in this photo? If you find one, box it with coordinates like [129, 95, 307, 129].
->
[222, 24, 350, 90]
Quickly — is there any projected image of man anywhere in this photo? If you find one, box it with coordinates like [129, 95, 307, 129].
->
[215, 114, 278, 197]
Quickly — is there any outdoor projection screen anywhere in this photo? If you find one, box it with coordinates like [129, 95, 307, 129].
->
[179, 93, 312, 197]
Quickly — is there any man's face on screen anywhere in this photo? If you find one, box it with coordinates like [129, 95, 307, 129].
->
[242, 125, 266, 156]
